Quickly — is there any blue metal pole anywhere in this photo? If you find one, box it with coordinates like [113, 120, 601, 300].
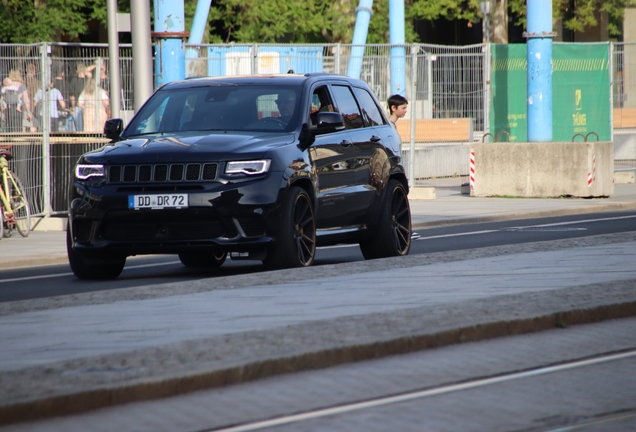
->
[347, 0, 373, 79]
[525, 0, 554, 142]
[153, 0, 186, 88]
[389, 0, 406, 95]
[189, 0, 211, 44]
[186, 0, 212, 77]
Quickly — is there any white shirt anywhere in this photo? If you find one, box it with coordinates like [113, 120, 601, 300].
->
[34, 87, 64, 119]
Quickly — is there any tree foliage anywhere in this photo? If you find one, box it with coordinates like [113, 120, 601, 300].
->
[0, 0, 134, 43]
[508, 0, 636, 37]
[0, 0, 633, 44]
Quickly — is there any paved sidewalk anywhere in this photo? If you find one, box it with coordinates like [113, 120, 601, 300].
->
[0, 183, 635, 428]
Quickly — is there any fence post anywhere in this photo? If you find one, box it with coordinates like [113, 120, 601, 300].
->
[252, 43, 258, 74]
[40, 42, 52, 218]
[409, 45, 417, 187]
[427, 51, 433, 119]
[609, 42, 614, 143]
[483, 43, 491, 135]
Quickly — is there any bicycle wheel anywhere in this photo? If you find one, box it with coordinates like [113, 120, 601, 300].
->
[8, 170, 31, 237]
[0, 204, 4, 239]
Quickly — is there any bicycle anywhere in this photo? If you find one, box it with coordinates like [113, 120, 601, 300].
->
[0, 146, 31, 238]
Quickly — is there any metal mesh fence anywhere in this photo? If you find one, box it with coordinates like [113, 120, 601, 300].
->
[184, 43, 486, 187]
[1, 42, 634, 220]
[0, 43, 133, 217]
[612, 42, 636, 170]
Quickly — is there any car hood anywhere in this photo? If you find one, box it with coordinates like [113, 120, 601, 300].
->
[82, 131, 296, 164]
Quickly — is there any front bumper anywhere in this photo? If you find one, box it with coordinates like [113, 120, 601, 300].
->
[69, 174, 285, 257]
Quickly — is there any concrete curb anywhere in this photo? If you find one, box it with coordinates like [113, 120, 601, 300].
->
[2, 281, 635, 427]
[0, 255, 68, 271]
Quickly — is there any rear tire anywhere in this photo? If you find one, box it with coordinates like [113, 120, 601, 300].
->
[264, 186, 316, 269]
[0, 205, 4, 239]
[8, 170, 30, 237]
[360, 179, 411, 260]
[66, 226, 126, 279]
[179, 251, 227, 268]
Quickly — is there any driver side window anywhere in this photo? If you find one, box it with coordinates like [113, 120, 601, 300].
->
[309, 86, 335, 127]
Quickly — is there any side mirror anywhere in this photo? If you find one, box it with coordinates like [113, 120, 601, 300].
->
[313, 112, 345, 135]
[103, 118, 124, 141]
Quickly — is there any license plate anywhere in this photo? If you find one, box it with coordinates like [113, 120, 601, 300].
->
[128, 194, 188, 209]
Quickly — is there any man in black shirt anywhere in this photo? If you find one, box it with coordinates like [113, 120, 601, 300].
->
[68, 62, 88, 131]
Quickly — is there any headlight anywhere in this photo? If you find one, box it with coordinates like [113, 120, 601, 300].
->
[75, 164, 105, 180]
[225, 160, 271, 175]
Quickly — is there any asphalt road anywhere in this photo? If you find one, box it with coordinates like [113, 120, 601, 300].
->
[1, 210, 635, 302]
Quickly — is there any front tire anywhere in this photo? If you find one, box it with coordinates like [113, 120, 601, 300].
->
[264, 186, 316, 269]
[179, 251, 227, 268]
[360, 179, 411, 260]
[67, 226, 126, 279]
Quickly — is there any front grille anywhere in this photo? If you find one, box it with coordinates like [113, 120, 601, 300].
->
[101, 220, 230, 241]
[108, 163, 218, 184]
[100, 209, 238, 241]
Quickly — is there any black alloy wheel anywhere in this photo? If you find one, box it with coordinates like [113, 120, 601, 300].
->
[360, 179, 411, 259]
[264, 186, 316, 269]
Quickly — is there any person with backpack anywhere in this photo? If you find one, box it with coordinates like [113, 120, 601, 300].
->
[2, 71, 31, 133]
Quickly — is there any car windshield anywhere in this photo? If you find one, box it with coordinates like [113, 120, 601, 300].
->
[125, 84, 302, 136]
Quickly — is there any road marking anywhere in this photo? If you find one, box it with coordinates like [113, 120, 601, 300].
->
[506, 214, 636, 229]
[206, 350, 636, 432]
[0, 261, 181, 283]
[547, 412, 636, 432]
[505, 227, 587, 232]
[416, 214, 636, 240]
[416, 229, 498, 240]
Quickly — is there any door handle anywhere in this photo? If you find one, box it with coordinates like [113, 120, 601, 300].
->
[370, 135, 381, 142]
[340, 140, 352, 146]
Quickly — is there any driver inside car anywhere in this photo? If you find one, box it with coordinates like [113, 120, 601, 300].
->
[275, 90, 296, 125]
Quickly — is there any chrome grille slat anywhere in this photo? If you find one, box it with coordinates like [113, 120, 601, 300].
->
[107, 163, 217, 184]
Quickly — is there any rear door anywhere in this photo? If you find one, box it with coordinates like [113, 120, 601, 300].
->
[351, 85, 400, 191]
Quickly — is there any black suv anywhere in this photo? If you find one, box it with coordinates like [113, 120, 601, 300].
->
[68, 73, 411, 279]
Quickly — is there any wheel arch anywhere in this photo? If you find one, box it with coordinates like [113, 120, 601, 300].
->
[288, 177, 315, 204]
[389, 171, 409, 194]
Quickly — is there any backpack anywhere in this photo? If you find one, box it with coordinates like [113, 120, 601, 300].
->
[3, 86, 20, 106]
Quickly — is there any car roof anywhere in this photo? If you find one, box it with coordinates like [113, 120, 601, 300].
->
[162, 73, 367, 90]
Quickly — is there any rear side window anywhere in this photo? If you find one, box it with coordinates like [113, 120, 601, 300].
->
[353, 87, 386, 127]
[330, 85, 364, 130]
